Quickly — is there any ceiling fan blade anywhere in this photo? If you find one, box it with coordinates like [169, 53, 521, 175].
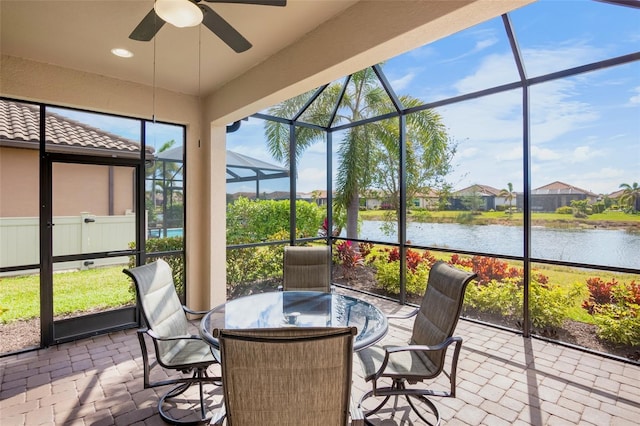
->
[200, 4, 252, 53]
[205, 0, 286, 6]
[129, 9, 166, 41]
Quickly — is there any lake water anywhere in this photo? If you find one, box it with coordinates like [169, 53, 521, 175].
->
[347, 221, 640, 270]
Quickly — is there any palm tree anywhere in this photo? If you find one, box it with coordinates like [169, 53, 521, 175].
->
[264, 67, 454, 239]
[619, 182, 639, 213]
[499, 182, 516, 214]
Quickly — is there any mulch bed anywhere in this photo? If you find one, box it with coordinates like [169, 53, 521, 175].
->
[3, 267, 638, 362]
[332, 265, 640, 362]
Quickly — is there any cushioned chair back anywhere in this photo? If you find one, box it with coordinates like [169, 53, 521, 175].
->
[215, 327, 356, 426]
[124, 259, 189, 361]
[410, 261, 476, 372]
[283, 246, 332, 292]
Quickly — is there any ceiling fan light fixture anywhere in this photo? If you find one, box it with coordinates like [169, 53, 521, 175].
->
[111, 48, 134, 58]
[154, 0, 203, 28]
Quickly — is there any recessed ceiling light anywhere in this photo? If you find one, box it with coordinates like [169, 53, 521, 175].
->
[111, 48, 134, 58]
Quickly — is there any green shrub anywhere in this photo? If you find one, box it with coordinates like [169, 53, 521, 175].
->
[226, 243, 283, 297]
[527, 280, 584, 330]
[463, 272, 582, 331]
[227, 197, 324, 244]
[464, 278, 520, 317]
[592, 283, 640, 346]
[412, 210, 432, 221]
[372, 259, 429, 296]
[165, 203, 184, 228]
[591, 202, 606, 214]
[368, 247, 433, 297]
[456, 212, 474, 224]
[556, 206, 573, 214]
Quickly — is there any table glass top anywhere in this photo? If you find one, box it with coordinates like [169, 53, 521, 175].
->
[200, 291, 388, 351]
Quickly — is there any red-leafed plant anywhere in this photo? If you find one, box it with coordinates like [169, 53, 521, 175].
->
[585, 277, 616, 304]
[382, 247, 436, 272]
[335, 241, 364, 281]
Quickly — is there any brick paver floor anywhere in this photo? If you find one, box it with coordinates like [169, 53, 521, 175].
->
[1, 291, 639, 425]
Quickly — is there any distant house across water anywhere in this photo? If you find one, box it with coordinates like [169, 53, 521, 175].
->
[450, 184, 502, 211]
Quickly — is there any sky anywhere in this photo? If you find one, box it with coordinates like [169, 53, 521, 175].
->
[52, 1, 639, 197]
[227, 0, 639, 196]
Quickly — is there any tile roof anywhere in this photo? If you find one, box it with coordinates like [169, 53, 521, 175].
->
[0, 100, 153, 156]
[453, 184, 501, 197]
[532, 180, 598, 196]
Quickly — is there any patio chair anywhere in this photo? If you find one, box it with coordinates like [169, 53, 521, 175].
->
[357, 261, 477, 425]
[280, 245, 333, 292]
[211, 327, 363, 426]
[123, 259, 221, 425]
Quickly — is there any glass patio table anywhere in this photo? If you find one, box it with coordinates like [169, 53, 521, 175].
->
[200, 291, 388, 351]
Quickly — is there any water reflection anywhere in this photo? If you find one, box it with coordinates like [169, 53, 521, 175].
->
[355, 221, 639, 269]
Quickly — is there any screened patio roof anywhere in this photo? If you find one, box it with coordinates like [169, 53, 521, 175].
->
[156, 145, 288, 185]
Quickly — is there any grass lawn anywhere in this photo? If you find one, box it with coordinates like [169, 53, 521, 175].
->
[0, 266, 134, 323]
[360, 209, 640, 226]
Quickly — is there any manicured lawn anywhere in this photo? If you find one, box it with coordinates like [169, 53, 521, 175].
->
[0, 266, 134, 323]
[360, 209, 640, 225]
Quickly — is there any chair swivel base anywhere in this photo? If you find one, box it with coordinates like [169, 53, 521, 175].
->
[359, 380, 441, 426]
[156, 372, 220, 425]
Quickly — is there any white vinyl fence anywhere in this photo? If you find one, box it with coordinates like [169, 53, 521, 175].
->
[0, 213, 136, 276]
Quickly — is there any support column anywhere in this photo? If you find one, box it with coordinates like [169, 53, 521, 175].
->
[209, 124, 227, 307]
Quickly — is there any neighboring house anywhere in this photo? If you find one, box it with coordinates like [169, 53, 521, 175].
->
[360, 188, 440, 210]
[359, 190, 394, 210]
[609, 188, 640, 211]
[0, 100, 154, 218]
[516, 181, 599, 212]
[362, 190, 383, 210]
[450, 184, 501, 211]
[308, 190, 331, 207]
[412, 189, 440, 210]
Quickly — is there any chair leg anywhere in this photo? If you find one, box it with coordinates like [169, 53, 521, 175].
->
[157, 368, 215, 425]
[360, 379, 441, 426]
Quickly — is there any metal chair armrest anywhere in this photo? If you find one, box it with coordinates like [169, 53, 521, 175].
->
[182, 305, 209, 316]
[144, 328, 202, 342]
[386, 307, 420, 320]
[372, 337, 462, 382]
[385, 336, 461, 354]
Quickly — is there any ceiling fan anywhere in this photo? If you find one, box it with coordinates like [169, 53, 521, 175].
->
[129, 0, 287, 53]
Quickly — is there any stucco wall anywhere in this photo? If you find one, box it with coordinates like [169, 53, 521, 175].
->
[0, 147, 39, 217]
[0, 55, 226, 310]
[0, 148, 135, 217]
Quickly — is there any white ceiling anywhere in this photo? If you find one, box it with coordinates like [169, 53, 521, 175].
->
[0, 0, 359, 96]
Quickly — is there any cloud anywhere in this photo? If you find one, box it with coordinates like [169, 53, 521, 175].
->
[442, 29, 499, 64]
[496, 146, 522, 161]
[628, 86, 640, 105]
[391, 72, 415, 92]
[438, 90, 523, 142]
[523, 42, 607, 77]
[569, 167, 627, 194]
[530, 79, 599, 144]
[454, 53, 519, 94]
[570, 146, 603, 163]
[582, 167, 625, 179]
[296, 167, 326, 193]
[458, 147, 479, 158]
[531, 145, 562, 161]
